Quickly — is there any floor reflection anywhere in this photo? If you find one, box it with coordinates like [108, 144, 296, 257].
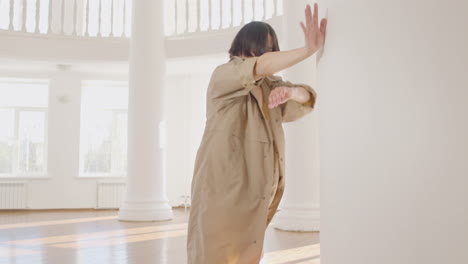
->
[6, 223, 187, 246]
[0, 216, 118, 230]
[261, 244, 320, 264]
[52, 229, 187, 249]
[0, 209, 319, 263]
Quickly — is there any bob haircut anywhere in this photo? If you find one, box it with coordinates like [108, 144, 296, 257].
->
[229, 21, 280, 58]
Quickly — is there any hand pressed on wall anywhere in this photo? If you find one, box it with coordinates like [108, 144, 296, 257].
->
[301, 3, 328, 56]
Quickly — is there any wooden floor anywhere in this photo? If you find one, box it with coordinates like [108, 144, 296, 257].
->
[0, 208, 320, 264]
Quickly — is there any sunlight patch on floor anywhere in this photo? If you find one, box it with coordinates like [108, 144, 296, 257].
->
[0, 215, 118, 230]
[261, 244, 320, 264]
[0, 245, 42, 257]
[6, 223, 187, 246]
[51, 229, 187, 249]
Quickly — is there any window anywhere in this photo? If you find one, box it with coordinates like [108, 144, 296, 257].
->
[79, 81, 128, 177]
[0, 78, 48, 177]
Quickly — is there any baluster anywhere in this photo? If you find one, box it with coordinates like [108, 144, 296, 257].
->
[9, 0, 14, 30]
[208, 0, 211, 30]
[174, 0, 178, 34]
[196, 0, 200, 31]
[219, 0, 222, 29]
[230, 0, 233, 27]
[185, 0, 188, 33]
[110, 0, 114, 36]
[97, 0, 102, 36]
[122, 0, 126, 37]
[241, 0, 245, 24]
[48, 0, 53, 33]
[252, 0, 255, 21]
[262, 0, 266, 20]
[60, 0, 64, 34]
[22, 0, 27, 32]
[35, 0, 41, 33]
[72, 0, 77, 35]
[244, 0, 247, 24]
[85, 0, 89, 36]
[274, 0, 278, 16]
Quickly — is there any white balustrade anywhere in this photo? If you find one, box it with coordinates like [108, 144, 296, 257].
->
[21, 0, 26, 32]
[0, 0, 282, 37]
[60, 0, 65, 34]
[35, 0, 40, 33]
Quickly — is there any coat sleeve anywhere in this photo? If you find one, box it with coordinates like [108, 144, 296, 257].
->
[273, 76, 317, 123]
[237, 56, 265, 91]
[210, 56, 265, 101]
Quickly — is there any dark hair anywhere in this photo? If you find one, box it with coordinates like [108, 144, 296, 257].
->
[229, 21, 280, 58]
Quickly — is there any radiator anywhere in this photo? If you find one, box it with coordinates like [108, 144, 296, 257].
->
[96, 181, 126, 209]
[0, 181, 28, 209]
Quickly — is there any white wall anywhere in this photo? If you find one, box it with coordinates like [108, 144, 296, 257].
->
[165, 54, 227, 207]
[0, 54, 224, 209]
[0, 65, 127, 209]
[318, 0, 468, 263]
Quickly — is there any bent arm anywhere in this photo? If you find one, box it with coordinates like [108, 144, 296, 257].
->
[277, 79, 317, 123]
[290, 86, 311, 104]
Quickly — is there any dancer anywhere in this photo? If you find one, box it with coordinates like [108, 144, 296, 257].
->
[187, 3, 327, 264]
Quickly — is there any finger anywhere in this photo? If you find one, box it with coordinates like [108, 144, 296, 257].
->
[282, 88, 287, 100]
[274, 92, 280, 106]
[269, 92, 275, 107]
[281, 89, 289, 104]
[279, 87, 288, 103]
[270, 92, 277, 108]
[305, 5, 312, 28]
[269, 92, 276, 108]
[320, 18, 328, 35]
[272, 96, 279, 108]
[274, 93, 280, 107]
[280, 98, 288, 105]
[300, 22, 306, 33]
[284, 89, 291, 100]
[284, 88, 290, 100]
[313, 3, 319, 26]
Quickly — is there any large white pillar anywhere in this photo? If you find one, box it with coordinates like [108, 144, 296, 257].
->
[318, 0, 468, 263]
[272, 0, 320, 231]
[118, 0, 173, 221]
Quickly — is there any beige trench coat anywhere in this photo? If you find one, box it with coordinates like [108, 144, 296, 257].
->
[187, 56, 317, 264]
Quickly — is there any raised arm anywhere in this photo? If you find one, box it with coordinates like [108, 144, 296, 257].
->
[253, 3, 327, 80]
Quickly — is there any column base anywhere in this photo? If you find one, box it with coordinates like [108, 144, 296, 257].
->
[271, 206, 320, 232]
[118, 200, 173, 222]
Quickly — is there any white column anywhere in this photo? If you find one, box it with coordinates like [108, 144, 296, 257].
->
[318, 0, 468, 263]
[118, 0, 173, 221]
[272, 0, 320, 231]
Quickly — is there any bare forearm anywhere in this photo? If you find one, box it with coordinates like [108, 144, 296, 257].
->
[254, 47, 312, 79]
[291, 87, 311, 104]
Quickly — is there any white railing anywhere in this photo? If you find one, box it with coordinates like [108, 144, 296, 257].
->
[169, 0, 283, 35]
[0, 0, 282, 38]
[0, 0, 132, 37]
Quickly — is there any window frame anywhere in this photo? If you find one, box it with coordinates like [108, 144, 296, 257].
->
[0, 106, 49, 178]
[78, 81, 128, 178]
